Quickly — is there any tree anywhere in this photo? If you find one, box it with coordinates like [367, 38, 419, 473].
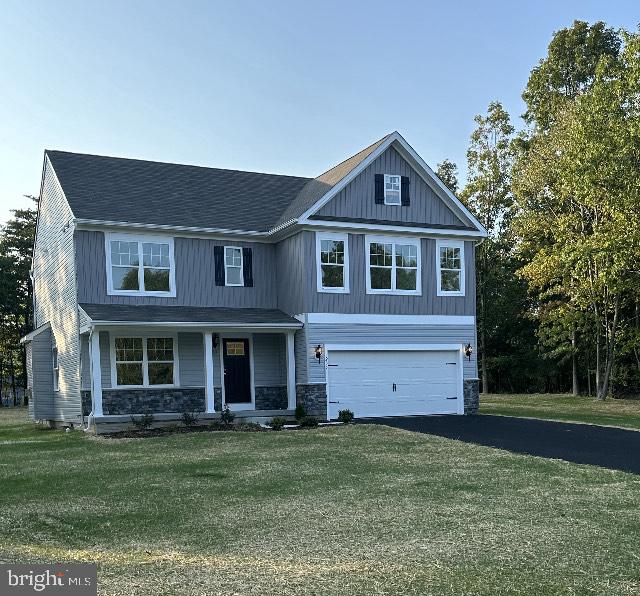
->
[0, 197, 37, 404]
[461, 102, 515, 394]
[435, 159, 459, 194]
[522, 20, 621, 131]
[514, 30, 640, 399]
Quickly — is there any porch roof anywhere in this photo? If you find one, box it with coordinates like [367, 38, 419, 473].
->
[79, 303, 303, 329]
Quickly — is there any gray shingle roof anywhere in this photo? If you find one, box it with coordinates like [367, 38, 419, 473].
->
[45, 134, 392, 233]
[79, 303, 302, 327]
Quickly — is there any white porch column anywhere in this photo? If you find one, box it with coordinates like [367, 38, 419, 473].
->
[90, 330, 103, 417]
[286, 331, 296, 410]
[204, 331, 215, 413]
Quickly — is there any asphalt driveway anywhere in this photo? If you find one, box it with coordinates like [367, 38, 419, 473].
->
[364, 414, 640, 474]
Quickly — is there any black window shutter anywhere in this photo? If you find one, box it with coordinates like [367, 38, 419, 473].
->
[242, 247, 253, 287]
[401, 176, 410, 206]
[374, 174, 384, 204]
[214, 246, 224, 286]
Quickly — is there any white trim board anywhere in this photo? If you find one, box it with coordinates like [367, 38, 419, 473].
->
[297, 132, 488, 236]
[299, 313, 475, 326]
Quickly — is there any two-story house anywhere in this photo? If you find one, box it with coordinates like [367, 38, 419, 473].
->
[22, 132, 487, 432]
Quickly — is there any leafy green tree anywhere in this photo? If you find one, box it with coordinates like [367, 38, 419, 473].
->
[514, 30, 640, 399]
[461, 102, 515, 394]
[522, 20, 621, 131]
[0, 197, 37, 404]
[435, 159, 459, 194]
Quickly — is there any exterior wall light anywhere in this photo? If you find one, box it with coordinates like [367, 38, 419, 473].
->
[212, 334, 219, 351]
[464, 343, 473, 361]
[315, 345, 323, 363]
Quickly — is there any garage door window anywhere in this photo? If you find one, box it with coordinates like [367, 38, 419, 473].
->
[366, 236, 421, 295]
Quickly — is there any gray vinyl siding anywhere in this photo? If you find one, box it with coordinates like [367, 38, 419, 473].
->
[316, 146, 466, 227]
[304, 323, 478, 384]
[294, 327, 308, 385]
[178, 332, 205, 387]
[76, 231, 277, 308]
[278, 232, 475, 315]
[29, 327, 55, 420]
[32, 158, 81, 421]
[253, 334, 286, 386]
[26, 344, 34, 418]
[275, 232, 308, 315]
[80, 335, 91, 390]
[99, 332, 111, 389]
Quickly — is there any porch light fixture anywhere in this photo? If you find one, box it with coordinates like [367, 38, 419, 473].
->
[464, 343, 473, 361]
[315, 344, 323, 363]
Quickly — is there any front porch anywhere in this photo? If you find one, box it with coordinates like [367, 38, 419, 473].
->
[78, 304, 303, 430]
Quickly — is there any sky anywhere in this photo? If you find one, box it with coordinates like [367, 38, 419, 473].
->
[0, 0, 637, 224]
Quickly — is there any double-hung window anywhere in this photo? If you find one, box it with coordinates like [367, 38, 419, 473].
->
[436, 240, 465, 296]
[384, 174, 401, 205]
[316, 232, 349, 293]
[113, 336, 177, 387]
[366, 236, 421, 295]
[106, 233, 175, 296]
[224, 247, 243, 286]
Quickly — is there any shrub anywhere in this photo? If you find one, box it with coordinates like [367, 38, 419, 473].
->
[181, 411, 199, 427]
[269, 417, 287, 431]
[294, 404, 307, 421]
[220, 405, 235, 426]
[338, 409, 354, 424]
[299, 416, 318, 428]
[131, 412, 154, 430]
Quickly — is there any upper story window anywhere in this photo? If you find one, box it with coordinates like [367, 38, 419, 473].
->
[224, 246, 244, 286]
[52, 346, 59, 392]
[384, 174, 401, 205]
[316, 232, 350, 293]
[106, 233, 176, 297]
[436, 240, 465, 296]
[112, 336, 177, 387]
[365, 235, 421, 295]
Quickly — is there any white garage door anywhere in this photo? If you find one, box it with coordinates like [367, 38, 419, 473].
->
[327, 349, 462, 419]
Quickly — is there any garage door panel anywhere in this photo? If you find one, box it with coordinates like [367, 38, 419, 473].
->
[327, 349, 461, 419]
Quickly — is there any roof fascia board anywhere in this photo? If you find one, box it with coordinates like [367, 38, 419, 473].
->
[296, 134, 397, 223]
[301, 221, 484, 239]
[390, 134, 488, 235]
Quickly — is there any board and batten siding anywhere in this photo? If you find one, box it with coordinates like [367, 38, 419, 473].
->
[302, 323, 478, 384]
[275, 232, 309, 316]
[32, 158, 82, 421]
[278, 231, 475, 316]
[316, 146, 466, 227]
[76, 231, 278, 308]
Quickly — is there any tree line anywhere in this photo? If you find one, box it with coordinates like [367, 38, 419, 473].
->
[437, 20, 640, 399]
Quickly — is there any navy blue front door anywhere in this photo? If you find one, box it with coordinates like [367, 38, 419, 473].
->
[223, 339, 251, 404]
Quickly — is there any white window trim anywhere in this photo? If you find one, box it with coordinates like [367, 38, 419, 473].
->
[436, 239, 465, 296]
[365, 235, 422, 296]
[52, 346, 59, 392]
[224, 246, 244, 287]
[315, 232, 350, 294]
[109, 333, 180, 389]
[383, 174, 401, 206]
[105, 232, 176, 297]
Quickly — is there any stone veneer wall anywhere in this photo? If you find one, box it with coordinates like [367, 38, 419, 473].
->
[296, 383, 327, 418]
[255, 386, 287, 410]
[464, 379, 479, 415]
[102, 388, 206, 415]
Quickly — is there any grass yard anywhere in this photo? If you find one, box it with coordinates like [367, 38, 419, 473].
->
[1, 408, 639, 595]
[481, 393, 640, 430]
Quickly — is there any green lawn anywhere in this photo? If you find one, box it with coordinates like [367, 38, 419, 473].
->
[1, 408, 639, 595]
[481, 393, 640, 430]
